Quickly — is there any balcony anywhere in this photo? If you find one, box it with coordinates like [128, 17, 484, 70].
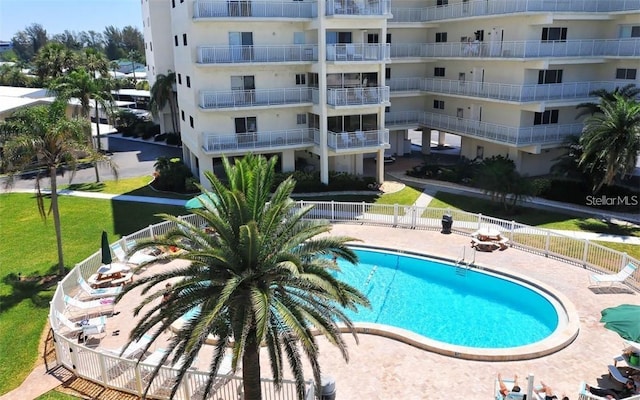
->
[326, 0, 391, 16]
[326, 43, 390, 62]
[388, 78, 631, 103]
[390, 39, 640, 59]
[197, 45, 318, 64]
[327, 129, 389, 151]
[327, 86, 389, 107]
[194, 0, 317, 18]
[385, 111, 582, 146]
[389, 0, 640, 23]
[202, 129, 315, 154]
[199, 88, 314, 109]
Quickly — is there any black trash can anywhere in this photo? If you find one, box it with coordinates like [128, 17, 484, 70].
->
[320, 375, 336, 400]
[441, 214, 453, 234]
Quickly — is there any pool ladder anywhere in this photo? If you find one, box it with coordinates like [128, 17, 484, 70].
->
[364, 266, 378, 286]
[456, 246, 476, 276]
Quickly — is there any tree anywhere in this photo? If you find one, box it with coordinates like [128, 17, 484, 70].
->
[121, 26, 145, 60]
[0, 63, 29, 87]
[32, 42, 78, 83]
[120, 154, 369, 400]
[10, 23, 48, 61]
[48, 69, 118, 181]
[51, 30, 83, 50]
[474, 155, 535, 212]
[103, 25, 125, 60]
[576, 84, 640, 119]
[0, 101, 96, 275]
[579, 94, 640, 191]
[150, 71, 180, 134]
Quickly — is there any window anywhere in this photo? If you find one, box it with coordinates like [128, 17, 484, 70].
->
[385, 68, 391, 80]
[181, 110, 185, 121]
[620, 25, 640, 38]
[616, 68, 637, 80]
[186, 76, 191, 87]
[433, 100, 445, 110]
[183, 34, 188, 46]
[538, 69, 563, 84]
[541, 27, 567, 42]
[436, 0, 448, 5]
[434, 67, 445, 77]
[189, 116, 194, 128]
[295, 74, 306, 85]
[235, 117, 257, 143]
[150, 42, 152, 51]
[476, 146, 484, 160]
[180, 0, 184, 3]
[174, 35, 178, 46]
[458, 72, 466, 83]
[296, 114, 307, 124]
[457, 108, 464, 119]
[172, 0, 175, 7]
[534, 110, 559, 125]
[177, 74, 182, 84]
[435, 32, 448, 43]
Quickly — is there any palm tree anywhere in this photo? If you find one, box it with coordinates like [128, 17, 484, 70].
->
[120, 154, 369, 400]
[576, 83, 640, 119]
[149, 71, 179, 135]
[579, 94, 640, 191]
[0, 100, 97, 275]
[48, 69, 118, 181]
[32, 42, 77, 83]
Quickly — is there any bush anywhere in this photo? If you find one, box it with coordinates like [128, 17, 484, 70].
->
[539, 179, 639, 212]
[153, 157, 193, 193]
[165, 132, 181, 146]
[153, 133, 167, 142]
[272, 171, 375, 193]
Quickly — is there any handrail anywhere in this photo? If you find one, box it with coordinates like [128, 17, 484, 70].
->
[50, 203, 638, 397]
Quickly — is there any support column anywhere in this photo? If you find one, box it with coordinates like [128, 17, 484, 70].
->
[377, 149, 384, 182]
[421, 129, 431, 155]
[355, 153, 363, 175]
[438, 131, 446, 147]
[281, 149, 295, 172]
[318, 2, 329, 185]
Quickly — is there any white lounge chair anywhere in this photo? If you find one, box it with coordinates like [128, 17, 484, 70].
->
[64, 294, 114, 317]
[495, 377, 525, 400]
[112, 241, 161, 267]
[55, 310, 106, 337]
[589, 263, 637, 288]
[77, 276, 123, 299]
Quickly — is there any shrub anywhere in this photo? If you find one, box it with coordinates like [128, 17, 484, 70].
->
[272, 171, 375, 193]
[165, 132, 182, 146]
[153, 157, 193, 193]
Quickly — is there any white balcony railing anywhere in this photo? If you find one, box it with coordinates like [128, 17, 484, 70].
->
[202, 129, 315, 153]
[198, 45, 318, 64]
[388, 79, 633, 102]
[326, 43, 390, 62]
[326, 0, 391, 16]
[327, 129, 389, 150]
[390, 0, 640, 23]
[194, 0, 317, 18]
[385, 111, 582, 146]
[327, 86, 390, 106]
[199, 88, 314, 109]
[390, 39, 640, 59]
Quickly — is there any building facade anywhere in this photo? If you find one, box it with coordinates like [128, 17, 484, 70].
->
[142, 0, 640, 186]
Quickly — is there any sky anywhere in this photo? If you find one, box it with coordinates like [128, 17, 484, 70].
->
[0, 0, 143, 41]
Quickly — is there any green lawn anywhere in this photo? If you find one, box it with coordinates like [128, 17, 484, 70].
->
[0, 193, 186, 395]
[36, 390, 79, 399]
[64, 175, 193, 200]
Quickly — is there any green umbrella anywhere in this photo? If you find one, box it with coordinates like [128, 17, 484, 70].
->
[101, 231, 112, 265]
[600, 304, 640, 342]
[185, 193, 219, 210]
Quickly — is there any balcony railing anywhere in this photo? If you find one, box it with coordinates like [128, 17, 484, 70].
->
[326, 0, 391, 16]
[198, 45, 318, 64]
[202, 129, 315, 153]
[326, 43, 390, 61]
[388, 78, 632, 102]
[327, 86, 389, 106]
[194, 0, 317, 18]
[199, 88, 314, 109]
[327, 129, 389, 150]
[390, 39, 640, 59]
[390, 0, 640, 23]
[385, 111, 582, 146]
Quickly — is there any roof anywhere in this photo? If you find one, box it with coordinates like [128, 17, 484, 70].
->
[113, 89, 150, 98]
[0, 86, 49, 99]
[0, 96, 47, 115]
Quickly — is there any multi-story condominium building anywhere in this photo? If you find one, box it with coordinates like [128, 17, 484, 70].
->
[142, 0, 640, 187]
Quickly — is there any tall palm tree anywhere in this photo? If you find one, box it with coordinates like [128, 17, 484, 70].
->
[149, 71, 179, 135]
[576, 83, 640, 119]
[0, 100, 97, 275]
[579, 94, 640, 191]
[32, 42, 77, 83]
[48, 69, 118, 181]
[120, 154, 369, 400]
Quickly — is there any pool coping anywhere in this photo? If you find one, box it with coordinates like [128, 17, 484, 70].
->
[335, 244, 581, 361]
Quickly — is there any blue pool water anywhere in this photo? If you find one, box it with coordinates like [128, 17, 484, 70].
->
[332, 248, 559, 348]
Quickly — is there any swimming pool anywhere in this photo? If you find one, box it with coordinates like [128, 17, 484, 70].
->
[331, 246, 578, 360]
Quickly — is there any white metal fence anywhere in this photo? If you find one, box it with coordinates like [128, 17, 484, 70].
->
[50, 203, 639, 398]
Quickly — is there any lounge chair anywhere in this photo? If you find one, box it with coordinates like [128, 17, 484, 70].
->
[589, 263, 637, 288]
[64, 294, 114, 317]
[77, 276, 123, 299]
[55, 310, 106, 338]
[112, 241, 163, 267]
[579, 381, 640, 400]
[495, 377, 525, 400]
[608, 364, 630, 385]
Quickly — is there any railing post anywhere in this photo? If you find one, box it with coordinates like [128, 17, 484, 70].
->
[477, 213, 482, 229]
[393, 204, 398, 227]
[362, 202, 366, 223]
[331, 200, 335, 221]
[544, 231, 551, 256]
[99, 351, 108, 384]
[621, 252, 628, 269]
[582, 239, 589, 268]
[148, 224, 154, 239]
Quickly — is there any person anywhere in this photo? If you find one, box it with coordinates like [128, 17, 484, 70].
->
[535, 381, 569, 400]
[162, 282, 172, 304]
[586, 379, 636, 399]
[498, 373, 522, 398]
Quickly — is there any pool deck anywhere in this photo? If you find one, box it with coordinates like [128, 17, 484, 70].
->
[71, 224, 636, 399]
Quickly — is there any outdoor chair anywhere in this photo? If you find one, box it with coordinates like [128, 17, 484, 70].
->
[77, 276, 123, 299]
[589, 263, 637, 288]
[64, 294, 114, 318]
[55, 310, 106, 338]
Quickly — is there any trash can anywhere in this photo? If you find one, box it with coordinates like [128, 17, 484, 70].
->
[320, 375, 336, 400]
[441, 214, 453, 234]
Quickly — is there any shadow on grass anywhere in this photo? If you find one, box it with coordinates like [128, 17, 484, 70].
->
[576, 219, 640, 237]
[66, 182, 106, 192]
[0, 264, 63, 314]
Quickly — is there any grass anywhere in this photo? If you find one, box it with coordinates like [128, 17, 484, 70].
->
[0, 193, 186, 395]
[64, 176, 193, 200]
[36, 390, 79, 399]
